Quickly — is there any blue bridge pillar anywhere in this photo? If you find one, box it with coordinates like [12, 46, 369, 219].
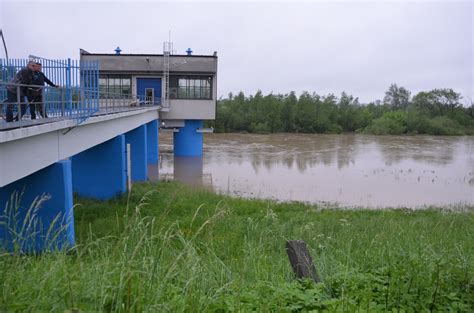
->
[0, 160, 75, 253]
[146, 120, 159, 164]
[125, 124, 148, 182]
[174, 120, 203, 157]
[72, 135, 126, 200]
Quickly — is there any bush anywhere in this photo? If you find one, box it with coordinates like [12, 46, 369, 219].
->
[249, 122, 271, 134]
[406, 110, 431, 134]
[427, 116, 465, 135]
[364, 111, 407, 135]
[325, 123, 343, 134]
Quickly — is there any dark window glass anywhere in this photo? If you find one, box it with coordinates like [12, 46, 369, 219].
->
[97, 75, 132, 98]
[179, 78, 187, 87]
[99, 77, 107, 96]
[170, 75, 212, 100]
[178, 86, 187, 98]
[122, 78, 131, 95]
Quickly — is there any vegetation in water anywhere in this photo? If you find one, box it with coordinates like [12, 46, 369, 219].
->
[0, 182, 473, 311]
[209, 84, 474, 135]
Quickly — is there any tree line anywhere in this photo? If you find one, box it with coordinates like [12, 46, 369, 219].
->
[208, 84, 474, 135]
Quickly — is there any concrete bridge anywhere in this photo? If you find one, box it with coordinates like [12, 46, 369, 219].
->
[0, 50, 216, 253]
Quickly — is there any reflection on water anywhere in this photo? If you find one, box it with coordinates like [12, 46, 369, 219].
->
[173, 157, 205, 186]
[158, 133, 474, 208]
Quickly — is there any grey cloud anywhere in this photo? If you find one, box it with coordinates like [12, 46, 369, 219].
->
[1, 1, 472, 103]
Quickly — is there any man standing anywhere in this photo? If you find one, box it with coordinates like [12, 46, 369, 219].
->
[5, 61, 35, 122]
[28, 63, 58, 119]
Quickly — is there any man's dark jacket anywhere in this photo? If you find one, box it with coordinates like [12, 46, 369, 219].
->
[32, 71, 56, 89]
[7, 67, 34, 95]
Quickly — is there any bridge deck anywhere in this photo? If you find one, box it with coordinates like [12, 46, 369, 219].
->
[0, 106, 160, 187]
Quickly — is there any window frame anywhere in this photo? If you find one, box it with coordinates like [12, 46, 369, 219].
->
[98, 75, 132, 97]
[170, 75, 213, 100]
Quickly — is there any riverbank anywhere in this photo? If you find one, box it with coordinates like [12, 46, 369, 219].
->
[1, 182, 473, 311]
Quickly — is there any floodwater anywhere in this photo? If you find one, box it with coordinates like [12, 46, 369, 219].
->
[156, 133, 474, 208]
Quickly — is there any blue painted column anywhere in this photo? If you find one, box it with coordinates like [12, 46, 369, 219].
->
[125, 124, 148, 182]
[72, 135, 126, 200]
[174, 120, 203, 157]
[0, 160, 75, 253]
[146, 120, 159, 164]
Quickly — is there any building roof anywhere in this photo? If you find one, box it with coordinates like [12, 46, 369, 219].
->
[80, 49, 217, 58]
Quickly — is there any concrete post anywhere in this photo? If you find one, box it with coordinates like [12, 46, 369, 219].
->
[125, 124, 148, 182]
[174, 120, 203, 157]
[0, 160, 75, 253]
[71, 135, 126, 200]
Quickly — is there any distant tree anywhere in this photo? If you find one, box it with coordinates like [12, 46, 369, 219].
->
[213, 88, 470, 135]
[432, 89, 462, 113]
[337, 92, 360, 131]
[281, 91, 297, 132]
[383, 84, 411, 110]
[412, 88, 462, 116]
[468, 101, 474, 118]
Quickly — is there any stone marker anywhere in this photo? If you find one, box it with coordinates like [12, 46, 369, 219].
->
[286, 240, 320, 282]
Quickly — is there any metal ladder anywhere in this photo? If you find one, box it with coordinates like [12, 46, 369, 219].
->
[162, 41, 172, 110]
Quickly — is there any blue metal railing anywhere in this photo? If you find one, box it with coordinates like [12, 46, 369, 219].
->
[0, 81, 162, 130]
[0, 57, 100, 122]
[0, 57, 163, 130]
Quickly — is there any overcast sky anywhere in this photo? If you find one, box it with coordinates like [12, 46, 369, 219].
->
[0, 0, 472, 103]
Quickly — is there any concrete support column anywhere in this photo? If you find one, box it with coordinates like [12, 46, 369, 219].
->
[174, 120, 203, 157]
[0, 160, 75, 253]
[146, 120, 159, 164]
[125, 124, 148, 182]
[72, 135, 126, 200]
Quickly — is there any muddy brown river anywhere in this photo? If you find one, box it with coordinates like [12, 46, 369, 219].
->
[155, 133, 474, 208]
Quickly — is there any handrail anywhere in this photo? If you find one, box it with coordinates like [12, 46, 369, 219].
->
[0, 81, 162, 130]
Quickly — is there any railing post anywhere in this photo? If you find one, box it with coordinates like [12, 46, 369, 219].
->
[16, 85, 21, 121]
[66, 58, 72, 114]
[61, 87, 65, 117]
[95, 60, 99, 113]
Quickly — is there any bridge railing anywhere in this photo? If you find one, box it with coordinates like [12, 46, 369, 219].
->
[0, 81, 162, 130]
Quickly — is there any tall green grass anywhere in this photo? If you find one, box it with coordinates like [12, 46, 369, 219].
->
[1, 182, 473, 311]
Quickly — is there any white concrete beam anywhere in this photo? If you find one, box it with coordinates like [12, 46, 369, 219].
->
[0, 108, 159, 187]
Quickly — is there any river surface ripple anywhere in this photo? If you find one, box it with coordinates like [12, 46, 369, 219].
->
[156, 133, 474, 209]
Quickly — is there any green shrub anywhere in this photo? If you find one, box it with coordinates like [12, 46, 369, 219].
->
[249, 122, 271, 134]
[406, 110, 431, 134]
[427, 116, 465, 135]
[326, 123, 343, 134]
[364, 111, 407, 135]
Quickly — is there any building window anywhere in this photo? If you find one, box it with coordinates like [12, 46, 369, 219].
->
[170, 75, 212, 100]
[99, 75, 131, 97]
